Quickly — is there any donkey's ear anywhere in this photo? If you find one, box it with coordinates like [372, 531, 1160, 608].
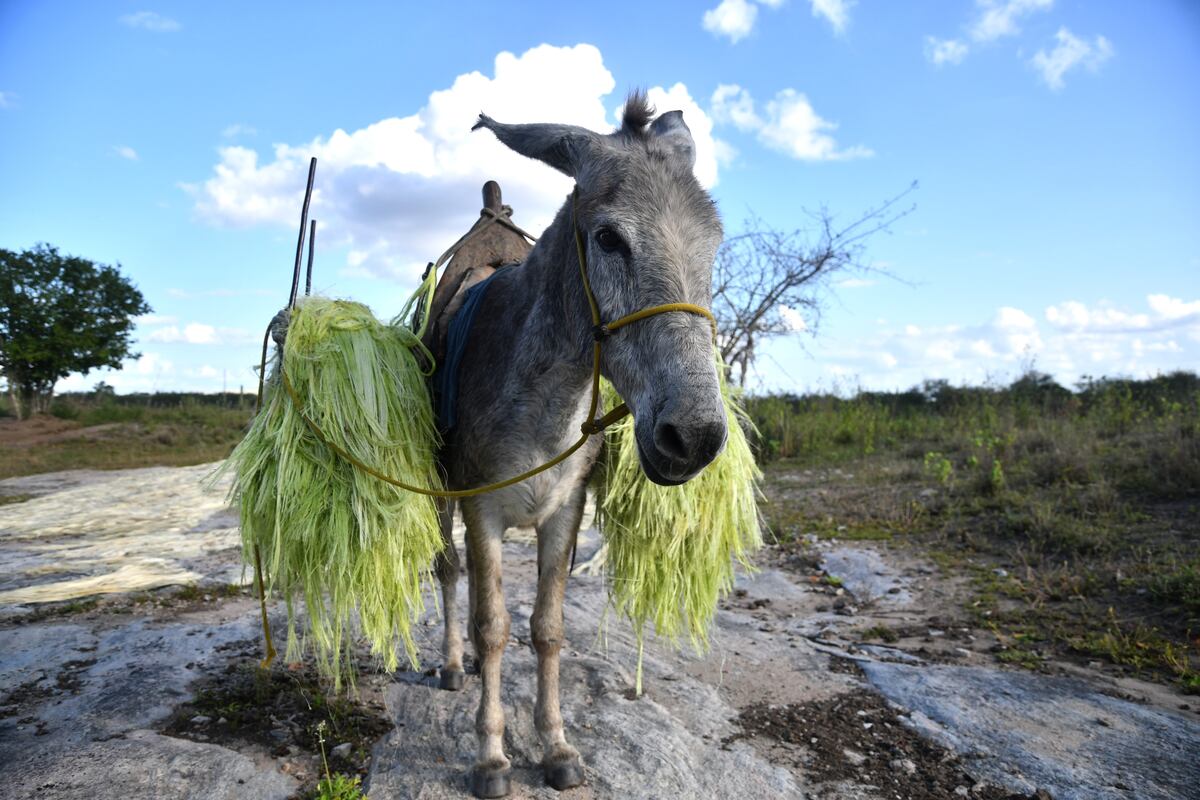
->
[649, 110, 696, 169]
[472, 114, 599, 177]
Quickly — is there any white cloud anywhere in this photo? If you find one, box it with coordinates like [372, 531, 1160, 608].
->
[135, 313, 177, 325]
[0, 91, 16, 110]
[925, 37, 969, 66]
[775, 293, 1200, 391]
[1030, 28, 1114, 90]
[1148, 294, 1200, 321]
[146, 323, 256, 345]
[1046, 295, 1197, 333]
[712, 84, 872, 161]
[166, 287, 276, 299]
[190, 44, 720, 281]
[119, 11, 181, 32]
[779, 305, 808, 332]
[221, 123, 257, 139]
[810, 0, 854, 34]
[711, 85, 762, 131]
[702, 0, 758, 43]
[56, 352, 180, 394]
[969, 0, 1053, 43]
[643, 84, 723, 189]
[133, 352, 173, 376]
[114, 145, 139, 161]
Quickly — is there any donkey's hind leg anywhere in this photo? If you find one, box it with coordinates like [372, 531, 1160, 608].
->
[434, 498, 465, 691]
[463, 500, 512, 798]
[531, 484, 587, 791]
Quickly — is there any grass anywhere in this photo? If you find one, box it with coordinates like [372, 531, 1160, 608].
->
[0, 393, 253, 480]
[751, 369, 1200, 692]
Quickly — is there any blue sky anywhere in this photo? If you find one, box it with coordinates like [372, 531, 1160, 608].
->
[1, 1, 1197, 395]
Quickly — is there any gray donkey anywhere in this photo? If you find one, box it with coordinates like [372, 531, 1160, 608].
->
[438, 94, 727, 797]
[276, 93, 728, 797]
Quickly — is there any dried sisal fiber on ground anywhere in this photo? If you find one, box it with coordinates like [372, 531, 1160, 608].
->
[223, 297, 443, 689]
[596, 363, 762, 691]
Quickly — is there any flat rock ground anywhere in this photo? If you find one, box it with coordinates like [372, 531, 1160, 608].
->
[1, 465, 1197, 800]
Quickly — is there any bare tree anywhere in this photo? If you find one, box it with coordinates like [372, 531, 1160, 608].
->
[713, 182, 917, 386]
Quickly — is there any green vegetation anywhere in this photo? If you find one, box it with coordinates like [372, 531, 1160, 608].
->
[313, 721, 368, 800]
[0, 390, 254, 479]
[858, 624, 899, 643]
[751, 370, 1199, 692]
[1, 244, 150, 419]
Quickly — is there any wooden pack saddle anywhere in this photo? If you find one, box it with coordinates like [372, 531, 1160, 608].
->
[418, 181, 533, 370]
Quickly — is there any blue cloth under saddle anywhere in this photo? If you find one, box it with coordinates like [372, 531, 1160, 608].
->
[435, 265, 514, 432]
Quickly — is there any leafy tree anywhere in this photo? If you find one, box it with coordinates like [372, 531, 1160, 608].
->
[0, 244, 150, 419]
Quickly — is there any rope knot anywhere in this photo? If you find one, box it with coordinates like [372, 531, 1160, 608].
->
[592, 324, 610, 341]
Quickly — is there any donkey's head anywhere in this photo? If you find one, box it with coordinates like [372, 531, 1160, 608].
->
[475, 93, 726, 485]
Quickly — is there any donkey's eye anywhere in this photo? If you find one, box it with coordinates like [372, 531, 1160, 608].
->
[594, 228, 626, 254]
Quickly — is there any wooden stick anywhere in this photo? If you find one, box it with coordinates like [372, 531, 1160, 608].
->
[288, 157, 318, 309]
[305, 219, 317, 297]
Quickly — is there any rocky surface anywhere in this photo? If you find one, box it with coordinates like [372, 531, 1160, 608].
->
[1, 465, 1198, 799]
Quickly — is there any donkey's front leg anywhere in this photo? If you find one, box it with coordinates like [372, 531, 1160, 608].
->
[463, 503, 512, 798]
[531, 486, 587, 791]
[434, 499, 465, 691]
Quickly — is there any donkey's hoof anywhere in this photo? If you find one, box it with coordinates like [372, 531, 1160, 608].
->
[545, 757, 585, 791]
[469, 764, 511, 798]
[439, 668, 465, 691]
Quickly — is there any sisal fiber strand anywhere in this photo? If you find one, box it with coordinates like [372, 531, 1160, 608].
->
[597, 361, 762, 690]
[224, 297, 443, 689]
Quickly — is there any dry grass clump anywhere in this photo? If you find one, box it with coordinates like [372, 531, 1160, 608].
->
[223, 298, 442, 689]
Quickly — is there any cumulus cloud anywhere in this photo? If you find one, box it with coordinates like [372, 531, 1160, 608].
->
[969, 0, 1053, 42]
[810, 0, 854, 34]
[114, 145, 139, 161]
[779, 306, 808, 332]
[1045, 295, 1198, 333]
[145, 322, 256, 345]
[189, 44, 720, 282]
[702, 0, 758, 43]
[925, 37, 969, 66]
[703, 0, 846, 42]
[165, 287, 275, 299]
[643, 83, 725, 189]
[119, 11, 181, 32]
[135, 313, 177, 325]
[711, 84, 872, 161]
[1030, 28, 1114, 90]
[764, 293, 1200, 391]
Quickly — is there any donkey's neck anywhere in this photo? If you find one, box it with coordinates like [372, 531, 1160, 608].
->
[455, 200, 596, 460]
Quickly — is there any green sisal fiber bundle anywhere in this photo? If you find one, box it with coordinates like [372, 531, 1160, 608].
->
[224, 297, 443, 689]
[597, 362, 762, 689]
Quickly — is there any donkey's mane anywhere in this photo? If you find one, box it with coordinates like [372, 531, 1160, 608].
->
[619, 91, 655, 137]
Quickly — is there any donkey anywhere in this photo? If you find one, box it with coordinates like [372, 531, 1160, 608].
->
[273, 93, 728, 797]
[436, 94, 728, 797]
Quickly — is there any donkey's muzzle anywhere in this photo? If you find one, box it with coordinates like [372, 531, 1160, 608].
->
[639, 413, 727, 486]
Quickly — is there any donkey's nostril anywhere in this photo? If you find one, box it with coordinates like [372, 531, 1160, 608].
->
[654, 421, 690, 462]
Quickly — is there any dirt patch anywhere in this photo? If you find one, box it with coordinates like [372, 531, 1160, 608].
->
[161, 655, 392, 794]
[727, 689, 1050, 799]
[0, 416, 82, 447]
